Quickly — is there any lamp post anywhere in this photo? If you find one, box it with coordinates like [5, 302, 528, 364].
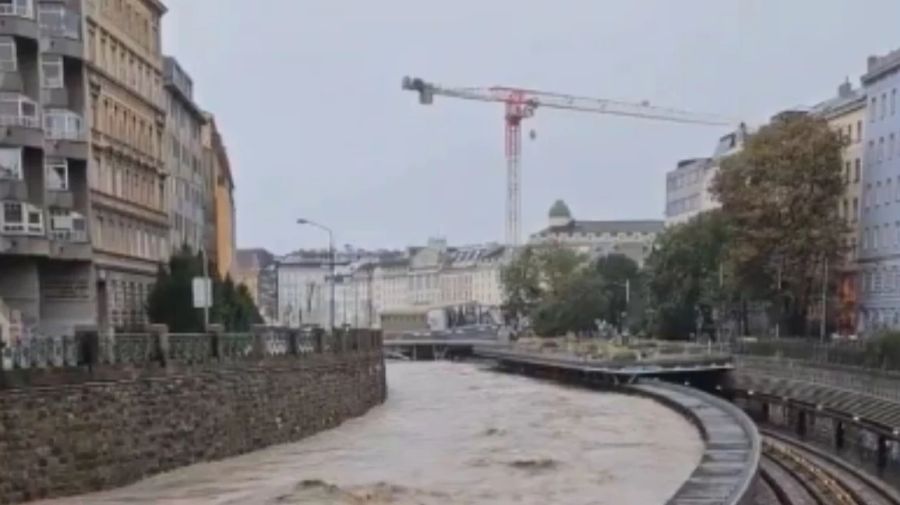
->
[297, 219, 335, 334]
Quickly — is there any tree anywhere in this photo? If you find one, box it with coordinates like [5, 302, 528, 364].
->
[644, 211, 731, 339]
[711, 114, 846, 336]
[500, 246, 544, 325]
[501, 244, 610, 337]
[593, 254, 640, 331]
[147, 247, 263, 332]
[147, 246, 204, 332]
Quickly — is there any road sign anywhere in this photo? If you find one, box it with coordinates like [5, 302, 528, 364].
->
[192, 277, 212, 309]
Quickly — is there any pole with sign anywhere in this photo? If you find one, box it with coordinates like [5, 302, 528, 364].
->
[192, 276, 212, 330]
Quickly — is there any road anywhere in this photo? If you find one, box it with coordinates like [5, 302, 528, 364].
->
[35, 362, 703, 505]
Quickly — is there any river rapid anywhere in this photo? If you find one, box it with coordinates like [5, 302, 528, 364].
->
[36, 362, 703, 505]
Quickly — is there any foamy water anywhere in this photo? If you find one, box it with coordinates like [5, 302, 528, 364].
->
[36, 362, 702, 505]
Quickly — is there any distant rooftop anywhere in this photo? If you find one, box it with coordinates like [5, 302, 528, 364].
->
[863, 48, 900, 84]
[537, 219, 664, 236]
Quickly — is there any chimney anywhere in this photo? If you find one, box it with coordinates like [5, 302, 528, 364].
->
[868, 55, 879, 71]
[838, 79, 852, 98]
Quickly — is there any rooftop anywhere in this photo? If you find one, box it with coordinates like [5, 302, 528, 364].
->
[537, 219, 664, 236]
[863, 48, 900, 84]
[235, 248, 275, 271]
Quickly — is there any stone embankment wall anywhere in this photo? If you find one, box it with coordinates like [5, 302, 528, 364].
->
[0, 327, 387, 504]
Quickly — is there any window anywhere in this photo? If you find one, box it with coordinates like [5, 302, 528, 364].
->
[45, 157, 68, 190]
[852, 198, 859, 222]
[842, 199, 849, 222]
[883, 92, 889, 119]
[876, 181, 882, 206]
[0, 147, 21, 179]
[1, 201, 42, 235]
[855, 158, 861, 182]
[876, 271, 883, 292]
[0, 0, 33, 18]
[2, 201, 23, 232]
[844, 161, 851, 183]
[41, 54, 63, 88]
[872, 96, 878, 122]
[894, 89, 898, 116]
[892, 134, 897, 160]
[874, 226, 880, 249]
[0, 37, 16, 71]
[879, 137, 885, 163]
[0, 92, 38, 127]
[44, 109, 83, 140]
[888, 179, 894, 206]
[857, 121, 863, 142]
[38, 4, 77, 39]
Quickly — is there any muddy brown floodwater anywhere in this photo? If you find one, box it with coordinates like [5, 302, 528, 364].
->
[35, 362, 703, 505]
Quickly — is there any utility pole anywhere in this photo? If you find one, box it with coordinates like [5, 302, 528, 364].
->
[297, 219, 336, 334]
[775, 262, 782, 339]
[200, 247, 210, 330]
[820, 256, 829, 343]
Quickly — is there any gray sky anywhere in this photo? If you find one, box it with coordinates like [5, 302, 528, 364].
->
[163, 1, 900, 254]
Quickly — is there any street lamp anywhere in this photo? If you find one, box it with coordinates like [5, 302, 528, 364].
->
[297, 218, 335, 334]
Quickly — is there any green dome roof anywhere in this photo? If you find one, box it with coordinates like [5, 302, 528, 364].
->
[548, 199, 572, 219]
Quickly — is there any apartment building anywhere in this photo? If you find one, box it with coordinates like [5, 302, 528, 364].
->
[858, 49, 900, 332]
[162, 56, 206, 257]
[202, 113, 235, 279]
[529, 200, 663, 267]
[274, 242, 508, 330]
[234, 247, 274, 309]
[663, 127, 747, 227]
[665, 157, 713, 226]
[812, 80, 866, 335]
[86, 0, 168, 330]
[0, 0, 94, 337]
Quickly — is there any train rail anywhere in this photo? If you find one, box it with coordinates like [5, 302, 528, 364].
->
[758, 429, 900, 505]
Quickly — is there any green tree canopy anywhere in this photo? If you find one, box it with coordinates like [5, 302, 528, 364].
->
[147, 246, 263, 332]
[593, 254, 640, 331]
[502, 244, 635, 337]
[711, 114, 846, 335]
[644, 210, 731, 339]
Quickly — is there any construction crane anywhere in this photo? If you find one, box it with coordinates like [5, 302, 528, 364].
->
[401, 76, 735, 246]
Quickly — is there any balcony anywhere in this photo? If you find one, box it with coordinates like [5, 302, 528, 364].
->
[0, 177, 24, 199]
[44, 109, 82, 141]
[47, 210, 89, 259]
[37, 4, 81, 59]
[44, 109, 87, 159]
[0, 92, 41, 147]
[45, 189, 72, 208]
[0, 0, 38, 40]
[0, 200, 48, 256]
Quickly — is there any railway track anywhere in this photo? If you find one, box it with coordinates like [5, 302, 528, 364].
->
[758, 429, 900, 505]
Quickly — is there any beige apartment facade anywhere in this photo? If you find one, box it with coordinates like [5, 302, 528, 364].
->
[203, 113, 235, 279]
[813, 80, 866, 334]
[85, 0, 168, 330]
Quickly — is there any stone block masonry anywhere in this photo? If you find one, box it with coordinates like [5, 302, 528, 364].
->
[0, 328, 387, 504]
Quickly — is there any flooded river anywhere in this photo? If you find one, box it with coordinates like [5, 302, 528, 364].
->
[38, 362, 702, 505]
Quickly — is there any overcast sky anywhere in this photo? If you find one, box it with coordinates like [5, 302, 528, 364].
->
[163, 1, 900, 254]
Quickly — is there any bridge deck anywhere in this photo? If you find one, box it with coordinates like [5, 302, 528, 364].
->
[474, 347, 733, 377]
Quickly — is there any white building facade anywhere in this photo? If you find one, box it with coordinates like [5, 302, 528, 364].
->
[275, 241, 508, 330]
[858, 49, 900, 332]
[664, 127, 747, 226]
